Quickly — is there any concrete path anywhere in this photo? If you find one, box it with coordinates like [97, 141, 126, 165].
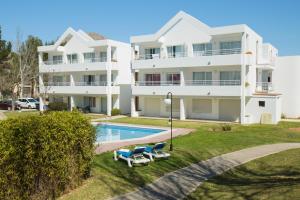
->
[111, 143, 300, 200]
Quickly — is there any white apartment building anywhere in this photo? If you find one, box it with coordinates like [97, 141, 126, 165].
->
[37, 11, 300, 123]
[130, 11, 282, 124]
[38, 28, 131, 116]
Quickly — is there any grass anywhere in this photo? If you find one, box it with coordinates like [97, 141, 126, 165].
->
[84, 113, 106, 120]
[3, 110, 39, 118]
[186, 148, 300, 200]
[59, 117, 300, 200]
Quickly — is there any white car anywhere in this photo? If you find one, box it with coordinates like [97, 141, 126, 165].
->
[17, 98, 38, 109]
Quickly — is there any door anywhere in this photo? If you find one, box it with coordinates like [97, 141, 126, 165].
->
[219, 99, 240, 122]
[144, 98, 160, 117]
[101, 97, 107, 113]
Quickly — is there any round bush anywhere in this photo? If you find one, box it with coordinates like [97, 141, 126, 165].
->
[111, 108, 121, 116]
[0, 111, 96, 200]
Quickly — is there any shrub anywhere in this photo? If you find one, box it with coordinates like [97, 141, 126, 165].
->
[48, 102, 68, 111]
[281, 113, 286, 119]
[221, 124, 232, 131]
[0, 111, 96, 200]
[111, 108, 121, 116]
[208, 124, 232, 132]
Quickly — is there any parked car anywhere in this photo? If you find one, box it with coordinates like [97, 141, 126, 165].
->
[0, 100, 22, 110]
[17, 98, 39, 109]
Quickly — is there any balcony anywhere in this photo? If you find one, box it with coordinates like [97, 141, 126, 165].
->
[256, 82, 274, 93]
[132, 80, 241, 96]
[39, 57, 115, 73]
[41, 81, 119, 95]
[132, 48, 243, 69]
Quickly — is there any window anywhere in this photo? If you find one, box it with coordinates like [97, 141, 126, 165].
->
[53, 55, 63, 64]
[220, 71, 241, 85]
[99, 74, 107, 85]
[100, 52, 107, 62]
[144, 48, 160, 59]
[166, 73, 180, 85]
[192, 99, 212, 113]
[193, 43, 212, 56]
[83, 75, 95, 86]
[145, 74, 161, 85]
[84, 52, 95, 62]
[52, 76, 63, 86]
[259, 101, 265, 107]
[220, 41, 241, 54]
[167, 45, 185, 58]
[67, 54, 78, 64]
[165, 98, 180, 112]
[84, 97, 96, 108]
[193, 72, 212, 85]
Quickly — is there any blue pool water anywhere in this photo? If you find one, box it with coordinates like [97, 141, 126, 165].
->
[96, 124, 165, 142]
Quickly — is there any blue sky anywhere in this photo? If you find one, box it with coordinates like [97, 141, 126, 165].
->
[1, 0, 299, 56]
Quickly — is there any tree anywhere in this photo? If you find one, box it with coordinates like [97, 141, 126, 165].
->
[0, 26, 14, 99]
[20, 36, 42, 97]
[14, 29, 42, 98]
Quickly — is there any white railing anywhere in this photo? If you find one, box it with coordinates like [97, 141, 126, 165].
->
[135, 80, 241, 86]
[135, 81, 181, 86]
[185, 80, 241, 86]
[43, 60, 64, 65]
[193, 48, 241, 57]
[136, 54, 160, 60]
[256, 82, 273, 92]
[84, 57, 107, 63]
[67, 59, 79, 64]
[75, 81, 108, 86]
[45, 82, 70, 86]
[167, 51, 187, 58]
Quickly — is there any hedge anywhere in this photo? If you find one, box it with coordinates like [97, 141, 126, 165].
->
[47, 102, 68, 111]
[0, 111, 96, 200]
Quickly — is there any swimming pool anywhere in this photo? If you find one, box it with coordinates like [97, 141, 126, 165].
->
[95, 124, 166, 142]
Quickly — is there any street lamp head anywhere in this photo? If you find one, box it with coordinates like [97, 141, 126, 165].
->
[164, 98, 171, 105]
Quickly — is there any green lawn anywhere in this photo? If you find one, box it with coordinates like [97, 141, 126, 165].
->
[186, 148, 300, 200]
[3, 110, 40, 118]
[60, 117, 300, 200]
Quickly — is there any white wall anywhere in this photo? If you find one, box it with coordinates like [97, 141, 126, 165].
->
[246, 96, 281, 124]
[274, 56, 300, 118]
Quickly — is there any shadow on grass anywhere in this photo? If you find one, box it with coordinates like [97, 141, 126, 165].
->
[186, 163, 300, 200]
[91, 146, 203, 197]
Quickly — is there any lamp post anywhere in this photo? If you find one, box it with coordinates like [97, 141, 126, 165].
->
[164, 92, 173, 151]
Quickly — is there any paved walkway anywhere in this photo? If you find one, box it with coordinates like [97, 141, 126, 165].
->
[111, 143, 300, 200]
[91, 115, 127, 122]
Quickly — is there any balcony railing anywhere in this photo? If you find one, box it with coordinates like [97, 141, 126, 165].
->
[193, 48, 241, 57]
[185, 80, 241, 86]
[135, 80, 181, 86]
[135, 48, 241, 60]
[42, 57, 109, 65]
[44, 82, 70, 86]
[84, 57, 107, 63]
[44, 81, 115, 86]
[256, 82, 273, 92]
[136, 54, 160, 60]
[43, 60, 64, 65]
[135, 80, 241, 86]
[67, 59, 79, 64]
[75, 81, 108, 86]
[167, 51, 187, 58]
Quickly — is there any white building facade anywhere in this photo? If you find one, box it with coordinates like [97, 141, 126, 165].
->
[130, 11, 281, 124]
[38, 28, 131, 116]
[38, 12, 300, 123]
